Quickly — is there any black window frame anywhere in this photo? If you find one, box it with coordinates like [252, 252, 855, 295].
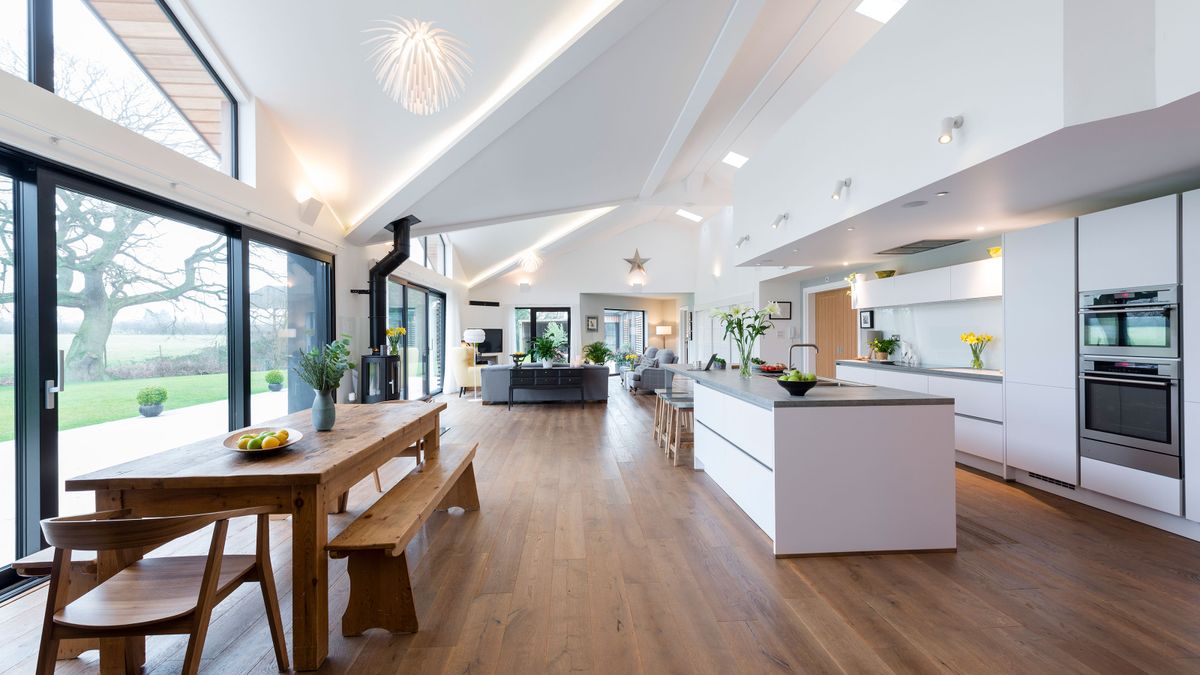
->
[518, 307, 573, 358]
[603, 307, 647, 354]
[24, 0, 240, 178]
[0, 139, 334, 600]
[384, 276, 447, 400]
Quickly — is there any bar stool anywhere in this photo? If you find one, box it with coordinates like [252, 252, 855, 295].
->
[653, 389, 670, 443]
[658, 391, 693, 451]
[668, 400, 695, 467]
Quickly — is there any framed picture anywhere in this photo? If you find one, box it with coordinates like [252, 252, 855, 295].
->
[585, 315, 599, 332]
[859, 310, 875, 329]
[769, 301, 792, 320]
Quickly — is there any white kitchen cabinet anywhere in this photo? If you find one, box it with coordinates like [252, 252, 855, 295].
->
[1078, 195, 1178, 291]
[1184, 190, 1200, 402]
[926, 375, 1003, 422]
[1003, 219, 1077, 389]
[1188, 401, 1200, 523]
[1005, 381, 1077, 484]
[871, 369, 928, 393]
[694, 386, 774, 469]
[1080, 458, 1182, 516]
[949, 257, 1003, 301]
[954, 415, 1004, 463]
[694, 423, 775, 538]
[835, 364, 876, 385]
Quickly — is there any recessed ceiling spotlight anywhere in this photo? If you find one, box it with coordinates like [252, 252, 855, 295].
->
[846, 226, 855, 231]
[855, 0, 907, 23]
[675, 208, 704, 223]
[901, 200, 928, 208]
[770, 213, 789, 229]
[842, 261, 849, 266]
[792, 248, 799, 253]
[938, 115, 964, 144]
[722, 151, 749, 168]
[831, 178, 852, 200]
[976, 225, 986, 232]
[935, 191, 949, 197]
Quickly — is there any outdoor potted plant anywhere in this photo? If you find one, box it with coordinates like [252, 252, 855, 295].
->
[136, 386, 168, 418]
[386, 325, 406, 356]
[868, 336, 900, 362]
[294, 335, 354, 431]
[265, 369, 285, 392]
[713, 303, 777, 378]
[583, 341, 614, 366]
[531, 334, 562, 368]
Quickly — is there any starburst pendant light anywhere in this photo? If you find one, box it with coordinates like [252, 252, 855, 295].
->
[367, 18, 471, 115]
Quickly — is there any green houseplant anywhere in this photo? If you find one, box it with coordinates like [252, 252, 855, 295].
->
[136, 386, 168, 418]
[265, 369, 285, 392]
[531, 334, 563, 367]
[583, 341, 614, 366]
[713, 304, 777, 378]
[868, 336, 900, 361]
[294, 335, 354, 431]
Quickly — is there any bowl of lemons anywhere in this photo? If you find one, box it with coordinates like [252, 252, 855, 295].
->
[776, 370, 818, 396]
[224, 427, 301, 453]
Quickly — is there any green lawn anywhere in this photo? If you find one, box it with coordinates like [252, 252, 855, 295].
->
[0, 334, 225, 380]
[0, 371, 277, 442]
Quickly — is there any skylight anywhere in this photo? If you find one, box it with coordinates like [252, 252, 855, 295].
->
[675, 209, 704, 223]
[722, 151, 749, 169]
[854, 0, 907, 23]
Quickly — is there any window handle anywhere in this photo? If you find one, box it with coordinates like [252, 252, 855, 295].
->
[45, 349, 65, 409]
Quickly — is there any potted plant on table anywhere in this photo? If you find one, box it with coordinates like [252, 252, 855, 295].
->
[583, 341, 615, 366]
[712, 303, 777, 378]
[136, 386, 167, 417]
[294, 335, 354, 431]
[960, 332, 994, 369]
[531, 334, 563, 368]
[868, 336, 899, 362]
[510, 351, 527, 367]
[265, 369, 285, 392]
[620, 352, 639, 373]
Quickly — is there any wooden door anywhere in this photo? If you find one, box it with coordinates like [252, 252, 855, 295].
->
[813, 288, 857, 378]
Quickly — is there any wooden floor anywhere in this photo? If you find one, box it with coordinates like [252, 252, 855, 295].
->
[5, 379, 1200, 673]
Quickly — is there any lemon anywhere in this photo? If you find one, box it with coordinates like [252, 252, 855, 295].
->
[262, 436, 281, 450]
[248, 437, 263, 450]
[237, 437, 251, 449]
[275, 430, 289, 442]
[240, 434, 255, 441]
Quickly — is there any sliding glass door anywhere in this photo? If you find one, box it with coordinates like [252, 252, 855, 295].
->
[386, 278, 446, 400]
[0, 172, 15, 571]
[405, 287, 427, 400]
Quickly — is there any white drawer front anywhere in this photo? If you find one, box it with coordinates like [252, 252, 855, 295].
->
[928, 376, 1003, 421]
[1080, 457, 1182, 516]
[694, 385, 774, 469]
[694, 423, 775, 538]
[872, 370, 928, 394]
[835, 364, 875, 384]
[954, 415, 1003, 463]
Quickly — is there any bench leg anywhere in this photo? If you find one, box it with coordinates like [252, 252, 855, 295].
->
[342, 550, 419, 636]
[437, 462, 481, 512]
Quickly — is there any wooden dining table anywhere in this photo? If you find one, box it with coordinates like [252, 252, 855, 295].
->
[65, 400, 446, 673]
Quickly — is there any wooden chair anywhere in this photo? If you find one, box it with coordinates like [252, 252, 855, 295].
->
[36, 506, 289, 675]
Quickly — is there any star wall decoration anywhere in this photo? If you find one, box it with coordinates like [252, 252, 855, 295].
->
[624, 249, 650, 276]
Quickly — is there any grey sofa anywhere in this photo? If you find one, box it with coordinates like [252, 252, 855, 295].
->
[480, 364, 610, 404]
[623, 348, 677, 394]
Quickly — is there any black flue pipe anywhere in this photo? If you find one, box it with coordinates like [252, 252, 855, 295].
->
[368, 215, 419, 349]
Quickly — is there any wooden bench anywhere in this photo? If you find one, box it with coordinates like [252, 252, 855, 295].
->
[326, 442, 480, 636]
[14, 549, 100, 660]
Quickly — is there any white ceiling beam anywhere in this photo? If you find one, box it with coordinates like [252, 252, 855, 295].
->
[345, 0, 670, 245]
[637, 0, 767, 201]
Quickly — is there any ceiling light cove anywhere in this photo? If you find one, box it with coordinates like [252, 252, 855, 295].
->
[722, 151, 749, 168]
[676, 208, 704, 223]
[466, 205, 616, 288]
[366, 18, 472, 116]
[855, 0, 907, 24]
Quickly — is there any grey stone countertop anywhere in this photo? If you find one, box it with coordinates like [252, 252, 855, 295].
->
[665, 365, 955, 410]
[834, 359, 1003, 382]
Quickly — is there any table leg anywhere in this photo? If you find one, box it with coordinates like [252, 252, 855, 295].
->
[95, 489, 145, 675]
[292, 484, 329, 671]
[424, 413, 441, 460]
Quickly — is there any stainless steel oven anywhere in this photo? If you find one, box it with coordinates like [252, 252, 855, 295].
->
[1079, 355, 1180, 478]
[1079, 285, 1179, 358]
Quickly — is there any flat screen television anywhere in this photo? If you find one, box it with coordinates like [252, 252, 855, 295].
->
[478, 328, 503, 354]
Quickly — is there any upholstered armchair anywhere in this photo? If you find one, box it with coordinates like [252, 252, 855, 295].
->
[448, 346, 484, 397]
[622, 348, 677, 394]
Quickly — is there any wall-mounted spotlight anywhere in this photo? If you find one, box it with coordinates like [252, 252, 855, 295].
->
[299, 197, 324, 225]
[770, 213, 789, 229]
[734, 235, 751, 249]
[831, 178, 851, 201]
[518, 281, 531, 293]
[938, 115, 964, 144]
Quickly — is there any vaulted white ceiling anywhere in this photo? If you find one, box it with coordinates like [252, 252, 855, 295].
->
[182, 0, 886, 273]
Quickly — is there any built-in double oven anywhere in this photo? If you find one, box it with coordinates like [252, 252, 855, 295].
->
[1078, 285, 1182, 478]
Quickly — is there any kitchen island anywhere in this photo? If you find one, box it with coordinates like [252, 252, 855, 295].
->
[666, 365, 957, 557]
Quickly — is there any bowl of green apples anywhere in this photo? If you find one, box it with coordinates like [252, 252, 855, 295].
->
[776, 369, 818, 396]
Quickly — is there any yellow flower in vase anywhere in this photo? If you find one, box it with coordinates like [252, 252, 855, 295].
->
[386, 326, 407, 356]
[960, 331, 993, 369]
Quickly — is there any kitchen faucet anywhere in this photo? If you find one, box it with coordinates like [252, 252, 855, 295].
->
[789, 343, 819, 370]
